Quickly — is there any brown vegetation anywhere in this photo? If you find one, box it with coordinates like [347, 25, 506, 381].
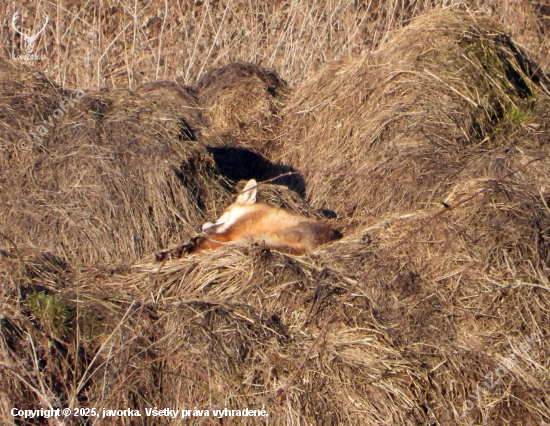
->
[1, 3, 550, 426]
[1, 0, 549, 87]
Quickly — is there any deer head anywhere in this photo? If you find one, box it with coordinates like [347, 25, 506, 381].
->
[12, 12, 49, 54]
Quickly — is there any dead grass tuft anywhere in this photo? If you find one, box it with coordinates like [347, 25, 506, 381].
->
[276, 10, 550, 219]
[199, 63, 290, 148]
[0, 59, 228, 264]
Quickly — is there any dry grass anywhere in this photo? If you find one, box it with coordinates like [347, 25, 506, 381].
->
[1, 2, 550, 426]
[198, 62, 290, 148]
[276, 10, 550, 218]
[0, 58, 229, 264]
[1, 0, 548, 89]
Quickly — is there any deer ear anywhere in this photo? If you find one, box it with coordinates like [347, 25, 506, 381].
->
[236, 179, 258, 205]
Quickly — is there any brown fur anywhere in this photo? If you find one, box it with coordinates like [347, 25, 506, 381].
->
[156, 180, 342, 261]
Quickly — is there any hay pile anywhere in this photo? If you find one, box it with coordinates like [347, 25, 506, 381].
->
[199, 63, 290, 149]
[0, 59, 292, 265]
[2, 9, 550, 426]
[276, 10, 550, 218]
[0, 59, 230, 264]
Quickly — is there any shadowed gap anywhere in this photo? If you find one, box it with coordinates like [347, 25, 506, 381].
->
[206, 146, 306, 197]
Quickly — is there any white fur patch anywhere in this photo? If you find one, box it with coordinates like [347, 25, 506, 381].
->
[201, 221, 218, 232]
[202, 207, 248, 234]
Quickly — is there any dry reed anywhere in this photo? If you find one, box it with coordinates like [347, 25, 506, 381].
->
[1, 5, 550, 426]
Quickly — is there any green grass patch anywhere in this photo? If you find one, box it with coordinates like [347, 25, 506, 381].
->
[508, 107, 530, 125]
[27, 292, 72, 331]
